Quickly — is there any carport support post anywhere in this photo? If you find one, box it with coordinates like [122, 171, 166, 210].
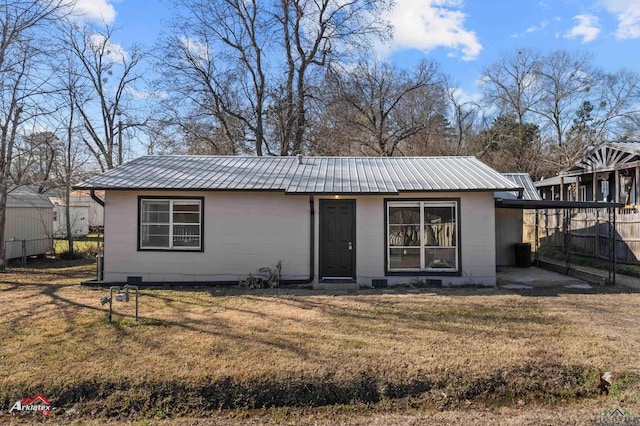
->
[608, 207, 616, 286]
[534, 209, 539, 266]
[636, 166, 640, 206]
[595, 208, 599, 258]
[564, 209, 571, 274]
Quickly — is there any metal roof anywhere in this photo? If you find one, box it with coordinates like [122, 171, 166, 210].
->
[496, 173, 541, 201]
[7, 188, 54, 209]
[74, 155, 522, 194]
[534, 175, 577, 188]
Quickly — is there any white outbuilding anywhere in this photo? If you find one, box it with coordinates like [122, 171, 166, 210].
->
[5, 188, 54, 260]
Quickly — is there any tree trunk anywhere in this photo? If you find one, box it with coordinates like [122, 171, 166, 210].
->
[65, 185, 73, 254]
[0, 180, 7, 270]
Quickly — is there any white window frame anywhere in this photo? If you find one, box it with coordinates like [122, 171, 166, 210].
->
[579, 185, 587, 202]
[387, 200, 459, 272]
[139, 198, 203, 251]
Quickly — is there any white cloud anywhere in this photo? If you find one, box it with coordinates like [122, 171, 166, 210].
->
[73, 0, 116, 24]
[179, 36, 211, 63]
[89, 34, 128, 63]
[124, 88, 167, 100]
[448, 86, 482, 105]
[385, 0, 482, 61]
[527, 20, 549, 34]
[601, 0, 640, 39]
[565, 14, 600, 43]
[511, 19, 549, 38]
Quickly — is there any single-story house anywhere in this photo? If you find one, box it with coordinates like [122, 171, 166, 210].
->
[5, 187, 53, 259]
[73, 155, 524, 287]
[537, 141, 640, 205]
[494, 173, 540, 266]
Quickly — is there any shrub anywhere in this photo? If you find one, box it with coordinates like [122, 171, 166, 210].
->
[58, 250, 85, 260]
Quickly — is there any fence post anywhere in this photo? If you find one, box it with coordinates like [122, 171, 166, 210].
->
[533, 209, 540, 266]
[595, 208, 599, 259]
[21, 240, 26, 266]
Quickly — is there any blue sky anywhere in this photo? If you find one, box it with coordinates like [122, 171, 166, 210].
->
[74, 0, 640, 100]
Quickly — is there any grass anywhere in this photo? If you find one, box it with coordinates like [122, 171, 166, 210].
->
[53, 234, 103, 258]
[0, 259, 639, 424]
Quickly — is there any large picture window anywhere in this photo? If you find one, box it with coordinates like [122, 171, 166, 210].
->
[139, 198, 203, 250]
[387, 200, 458, 272]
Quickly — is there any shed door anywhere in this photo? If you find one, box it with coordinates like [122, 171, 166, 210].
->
[320, 200, 356, 280]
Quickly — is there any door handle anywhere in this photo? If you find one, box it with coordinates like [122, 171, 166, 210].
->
[348, 242, 353, 250]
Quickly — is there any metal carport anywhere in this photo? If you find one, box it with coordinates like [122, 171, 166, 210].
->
[495, 198, 624, 285]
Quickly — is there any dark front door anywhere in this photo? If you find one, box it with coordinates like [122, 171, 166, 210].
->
[320, 200, 356, 280]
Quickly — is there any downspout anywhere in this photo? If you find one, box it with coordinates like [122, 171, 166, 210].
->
[90, 189, 104, 207]
[281, 195, 314, 285]
[308, 195, 315, 283]
[90, 189, 105, 282]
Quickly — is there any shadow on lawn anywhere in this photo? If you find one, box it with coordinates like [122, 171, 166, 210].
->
[1, 266, 635, 357]
[3, 280, 313, 357]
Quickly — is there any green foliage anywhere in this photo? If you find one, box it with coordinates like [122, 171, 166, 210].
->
[607, 371, 640, 397]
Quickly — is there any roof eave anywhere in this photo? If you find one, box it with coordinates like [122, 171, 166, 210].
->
[496, 198, 624, 209]
[73, 186, 523, 194]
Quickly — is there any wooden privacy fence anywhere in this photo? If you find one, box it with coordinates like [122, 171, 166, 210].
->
[523, 208, 640, 264]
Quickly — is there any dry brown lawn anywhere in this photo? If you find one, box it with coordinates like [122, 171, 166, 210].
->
[1, 258, 639, 425]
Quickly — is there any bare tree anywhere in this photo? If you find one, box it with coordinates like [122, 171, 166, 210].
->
[63, 23, 145, 172]
[590, 69, 640, 142]
[482, 48, 543, 125]
[54, 50, 90, 255]
[157, 0, 266, 155]
[0, 0, 73, 269]
[446, 83, 479, 155]
[321, 59, 445, 156]
[10, 131, 59, 193]
[532, 50, 593, 147]
[159, 0, 392, 156]
[275, 0, 391, 155]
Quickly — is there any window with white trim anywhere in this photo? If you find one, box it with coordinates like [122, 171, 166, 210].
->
[139, 198, 203, 250]
[579, 185, 587, 202]
[387, 201, 458, 272]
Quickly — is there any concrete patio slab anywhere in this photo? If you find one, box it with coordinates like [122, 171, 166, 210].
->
[497, 266, 589, 289]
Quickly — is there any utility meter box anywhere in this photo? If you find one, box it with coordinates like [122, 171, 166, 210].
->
[115, 292, 129, 302]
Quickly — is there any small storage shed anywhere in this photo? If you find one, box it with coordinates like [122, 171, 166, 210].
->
[5, 188, 54, 259]
[49, 197, 90, 238]
[70, 190, 104, 232]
